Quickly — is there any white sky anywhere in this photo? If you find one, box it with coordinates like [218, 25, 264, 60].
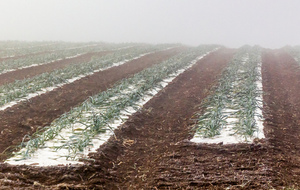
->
[0, 0, 299, 48]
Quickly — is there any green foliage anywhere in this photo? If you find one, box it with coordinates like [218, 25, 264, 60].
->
[194, 46, 263, 140]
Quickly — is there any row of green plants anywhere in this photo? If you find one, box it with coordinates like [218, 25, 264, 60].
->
[193, 46, 263, 140]
[0, 45, 162, 107]
[232, 50, 262, 138]
[0, 43, 131, 74]
[0, 41, 110, 59]
[13, 45, 216, 160]
[0, 41, 59, 57]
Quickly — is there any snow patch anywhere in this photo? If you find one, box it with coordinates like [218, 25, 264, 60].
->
[191, 58, 265, 144]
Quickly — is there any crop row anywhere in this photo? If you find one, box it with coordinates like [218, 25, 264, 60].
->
[0, 41, 59, 57]
[0, 43, 133, 74]
[0, 41, 109, 59]
[192, 46, 264, 142]
[8, 45, 216, 163]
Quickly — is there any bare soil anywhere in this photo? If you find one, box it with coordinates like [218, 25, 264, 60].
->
[0, 48, 299, 189]
[0, 47, 186, 160]
[0, 51, 112, 86]
[261, 49, 300, 188]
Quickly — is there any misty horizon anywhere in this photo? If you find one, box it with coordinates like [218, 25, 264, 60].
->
[1, 0, 300, 48]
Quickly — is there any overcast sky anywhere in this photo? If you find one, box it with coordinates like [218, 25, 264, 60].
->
[0, 0, 299, 48]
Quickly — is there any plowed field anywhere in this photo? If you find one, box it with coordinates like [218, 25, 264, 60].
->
[0, 46, 299, 189]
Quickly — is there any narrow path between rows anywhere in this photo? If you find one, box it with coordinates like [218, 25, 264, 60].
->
[0, 47, 186, 160]
[0, 51, 112, 86]
[262, 49, 300, 187]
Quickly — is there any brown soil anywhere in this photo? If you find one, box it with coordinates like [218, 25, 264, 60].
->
[0, 48, 299, 189]
[261, 49, 300, 188]
[0, 47, 186, 160]
[0, 51, 112, 86]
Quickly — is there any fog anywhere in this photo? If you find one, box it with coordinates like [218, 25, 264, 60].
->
[0, 0, 299, 48]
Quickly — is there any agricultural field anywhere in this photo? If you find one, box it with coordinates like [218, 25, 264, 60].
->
[0, 41, 299, 189]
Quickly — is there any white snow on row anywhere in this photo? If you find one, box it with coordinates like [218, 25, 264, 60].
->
[0, 45, 135, 75]
[191, 56, 264, 144]
[0, 43, 98, 59]
[0, 54, 84, 75]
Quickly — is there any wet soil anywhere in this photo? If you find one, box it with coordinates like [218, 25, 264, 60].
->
[0, 48, 299, 189]
[261, 49, 300, 188]
[0, 47, 185, 160]
[0, 51, 112, 86]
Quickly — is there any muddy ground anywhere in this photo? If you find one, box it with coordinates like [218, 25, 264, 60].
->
[261, 49, 300, 188]
[0, 48, 299, 189]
